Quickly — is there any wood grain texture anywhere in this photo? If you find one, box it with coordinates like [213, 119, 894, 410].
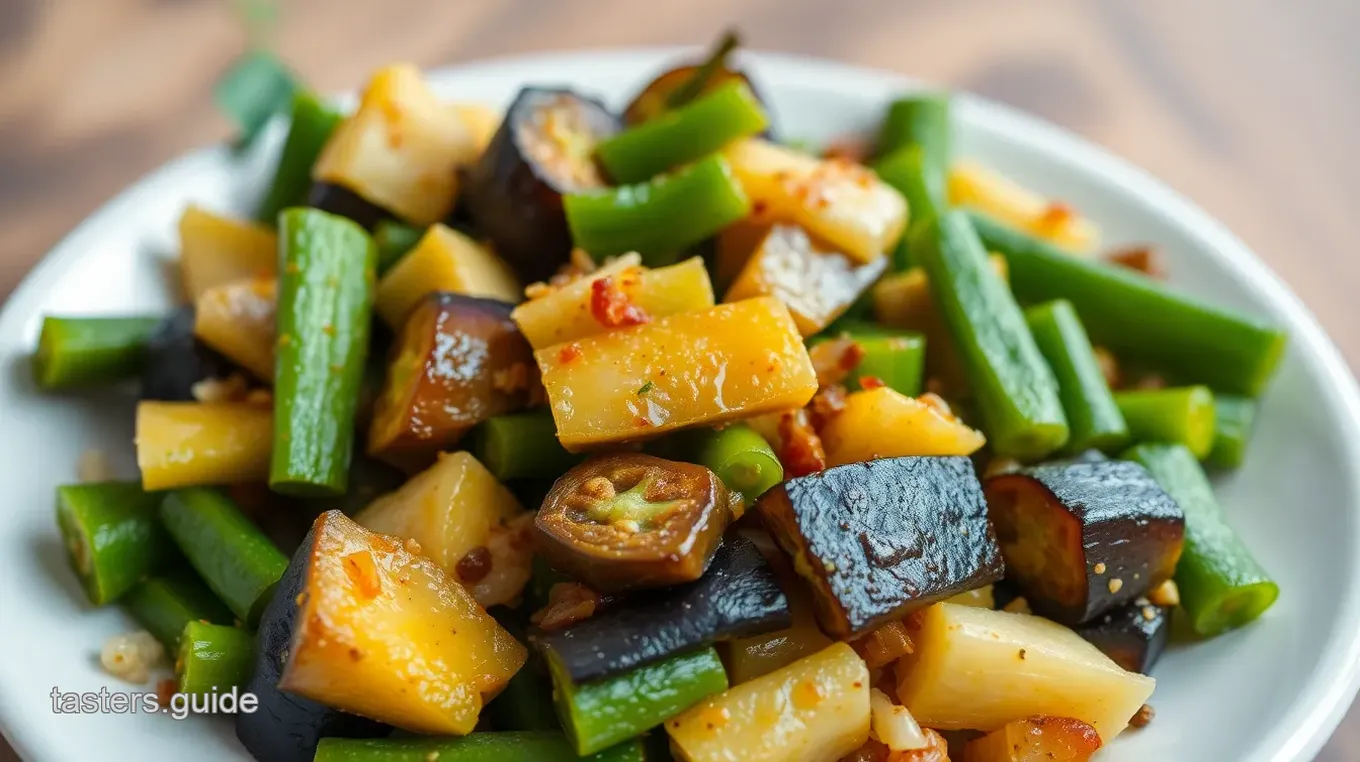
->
[0, 0, 1357, 759]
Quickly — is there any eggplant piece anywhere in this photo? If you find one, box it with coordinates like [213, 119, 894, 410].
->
[306, 181, 392, 232]
[462, 87, 619, 284]
[757, 456, 1004, 638]
[140, 306, 237, 401]
[985, 459, 1185, 626]
[236, 519, 389, 762]
[622, 36, 776, 137]
[367, 292, 536, 468]
[535, 533, 790, 683]
[1074, 601, 1172, 675]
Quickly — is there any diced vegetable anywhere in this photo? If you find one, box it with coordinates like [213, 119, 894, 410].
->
[314, 732, 647, 762]
[213, 50, 297, 150]
[851, 620, 915, 670]
[758, 456, 1003, 638]
[135, 401, 273, 490]
[123, 571, 233, 649]
[1114, 386, 1216, 459]
[271, 208, 376, 496]
[256, 91, 345, 224]
[535, 453, 733, 592]
[354, 451, 532, 608]
[915, 211, 1068, 458]
[55, 481, 174, 605]
[550, 646, 728, 756]
[869, 688, 930, 752]
[369, 293, 536, 465]
[624, 34, 767, 127]
[472, 411, 585, 481]
[373, 220, 426, 275]
[598, 80, 768, 183]
[273, 510, 526, 734]
[948, 162, 1098, 253]
[314, 64, 479, 225]
[140, 307, 238, 402]
[177, 621, 256, 696]
[375, 224, 521, 328]
[819, 387, 986, 466]
[721, 551, 834, 684]
[1123, 443, 1279, 636]
[985, 460, 1185, 625]
[564, 154, 751, 265]
[961, 716, 1103, 762]
[1025, 300, 1129, 454]
[667, 643, 870, 762]
[874, 146, 944, 270]
[724, 223, 888, 336]
[1206, 393, 1257, 469]
[463, 87, 619, 284]
[536, 534, 789, 682]
[877, 93, 951, 167]
[194, 277, 276, 380]
[512, 254, 716, 348]
[1074, 602, 1172, 675]
[970, 212, 1287, 396]
[895, 603, 1155, 741]
[536, 297, 817, 450]
[33, 315, 160, 390]
[159, 487, 288, 626]
[725, 138, 906, 264]
[839, 330, 926, 396]
[671, 423, 784, 506]
[178, 205, 279, 300]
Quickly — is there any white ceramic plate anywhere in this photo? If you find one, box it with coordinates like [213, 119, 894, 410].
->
[1, 48, 1358, 762]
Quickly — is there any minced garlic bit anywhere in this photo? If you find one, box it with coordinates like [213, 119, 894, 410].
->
[1148, 579, 1181, 608]
[191, 373, 250, 403]
[100, 630, 165, 684]
[1002, 596, 1031, 615]
[1092, 562, 1107, 575]
[76, 449, 114, 483]
[1108, 578, 1124, 594]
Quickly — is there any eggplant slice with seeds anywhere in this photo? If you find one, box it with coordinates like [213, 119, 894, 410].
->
[1074, 600, 1173, 675]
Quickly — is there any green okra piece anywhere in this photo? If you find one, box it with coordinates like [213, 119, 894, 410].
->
[1025, 299, 1129, 454]
[256, 91, 344, 224]
[56, 481, 175, 606]
[177, 620, 256, 696]
[33, 316, 161, 390]
[123, 571, 233, 649]
[1115, 386, 1216, 459]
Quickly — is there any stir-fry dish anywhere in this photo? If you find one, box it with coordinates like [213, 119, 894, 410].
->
[37, 33, 1287, 762]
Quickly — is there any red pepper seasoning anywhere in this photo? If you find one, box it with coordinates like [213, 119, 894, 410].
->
[589, 274, 650, 328]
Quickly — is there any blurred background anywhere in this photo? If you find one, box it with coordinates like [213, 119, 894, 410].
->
[1, 0, 1357, 758]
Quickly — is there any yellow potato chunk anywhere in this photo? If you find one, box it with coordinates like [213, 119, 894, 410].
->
[725, 138, 905, 264]
[194, 277, 276, 379]
[948, 161, 1099, 253]
[536, 297, 818, 451]
[314, 64, 478, 225]
[820, 387, 985, 466]
[279, 511, 526, 735]
[669, 642, 870, 762]
[376, 224, 521, 328]
[513, 255, 715, 349]
[178, 205, 277, 301]
[895, 603, 1154, 742]
[725, 224, 888, 336]
[453, 103, 501, 157]
[354, 452, 531, 608]
[135, 402, 272, 490]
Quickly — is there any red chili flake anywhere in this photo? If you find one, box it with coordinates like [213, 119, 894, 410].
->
[752, 200, 768, 216]
[858, 375, 886, 390]
[1105, 245, 1168, 280]
[155, 678, 177, 708]
[558, 343, 583, 364]
[455, 546, 492, 584]
[777, 411, 826, 477]
[633, 415, 653, 428]
[589, 275, 650, 328]
[530, 582, 604, 632]
[807, 337, 865, 388]
[808, 384, 847, 430]
[1036, 201, 1076, 231]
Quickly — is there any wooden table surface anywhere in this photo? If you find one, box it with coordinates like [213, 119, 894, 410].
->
[2, 0, 1358, 759]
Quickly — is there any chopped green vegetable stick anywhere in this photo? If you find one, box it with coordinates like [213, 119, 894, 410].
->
[123, 572, 233, 649]
[877, 93, 952, 166]
[315, 732, 647, 762]
[548, 647, 728, 756]
[598, 81, 768, 183]
[874, 145, 946, 270]
[485, 663, 562, 732]
[55, 482, 175, 606]
[564, 155, 751, 265]
[1124, 443, 1278, 636]
[472, 411, 584, 482]
[256, 91, 344, 224]
[970, 212, 1288, 396]
[271, 208, 377, 496]
[1025, 300, 1130, 454]
[683, 423, 783, 506]
[1205, 394, 1258, 469]
[1114, 386, 1216, 459]
[847, 332, 926, 397]
[915, 211, 1068, 458]
[159, 487, 288, 626]
[664, 30, 742, 110]
[373, 220, 427, 275]
[213, 50, 298, 150]
[177, 621, 256, 696]
[33, 315, 161, 390]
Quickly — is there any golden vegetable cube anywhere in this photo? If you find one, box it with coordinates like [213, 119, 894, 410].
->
[820, 387, 986, 466]
[178, 205, 277, 301]
[135, 401, 272, 491]
[536, 297, 818, 451]
[314, 64, 479, 225]
[668, 642, 870, 762]
[453, 103, 502, 157]
[512, 255, 715, 349]
[376, 224, 521, 328]
[194, 277, 277, 380]
[948, 161, 1099, 253]
[725, 224, 887, 336]
[725, 138, 905, 264]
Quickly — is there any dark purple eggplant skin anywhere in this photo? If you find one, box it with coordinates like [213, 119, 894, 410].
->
[758, 456, 1005, 639]
[1074, 602, 1172, 674]
[461, 87, 619, 285]
[235, 523, 389, 762]
[140, 306, 236, 401]
[306, 181, 392, 231]
[622, 64, 777, 139]
[986, 459, 1185, 627]
[533, 533, 790, 683]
